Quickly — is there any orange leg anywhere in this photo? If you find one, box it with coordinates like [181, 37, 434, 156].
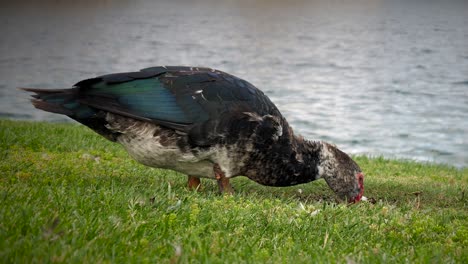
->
[213, 164, 234, 194]
[187, 175, 201, 190]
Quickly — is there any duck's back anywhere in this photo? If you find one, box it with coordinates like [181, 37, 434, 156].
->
[26, 66, 282, 144]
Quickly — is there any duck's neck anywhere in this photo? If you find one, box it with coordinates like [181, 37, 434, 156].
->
[243, 135, 328, 187]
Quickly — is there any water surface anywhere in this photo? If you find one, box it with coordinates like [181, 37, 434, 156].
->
[1, 0, 467, 167]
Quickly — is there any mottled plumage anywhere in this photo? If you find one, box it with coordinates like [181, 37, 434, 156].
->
[22, 66, 364, 202]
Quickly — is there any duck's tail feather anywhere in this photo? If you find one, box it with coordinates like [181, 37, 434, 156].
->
[20, 87, 119, 141]
[20, 87, 95, 118]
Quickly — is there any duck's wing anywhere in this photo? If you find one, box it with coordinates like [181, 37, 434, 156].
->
[65, 66, 281, 146]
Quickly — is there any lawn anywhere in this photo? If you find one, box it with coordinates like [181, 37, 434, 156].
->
[0, 119, 467, 263]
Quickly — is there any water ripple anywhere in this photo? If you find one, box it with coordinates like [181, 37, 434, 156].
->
[0, 0, 467, 167]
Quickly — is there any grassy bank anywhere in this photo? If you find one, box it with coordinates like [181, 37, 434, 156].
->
[0, 119, 467, 263]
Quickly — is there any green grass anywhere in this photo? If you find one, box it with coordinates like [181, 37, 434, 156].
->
[0, 119, 467, 263]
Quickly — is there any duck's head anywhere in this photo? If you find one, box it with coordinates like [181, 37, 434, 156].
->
[318, 142, 364, 203]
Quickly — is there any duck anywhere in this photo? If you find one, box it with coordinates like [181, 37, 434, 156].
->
[22, 66, 364, 203]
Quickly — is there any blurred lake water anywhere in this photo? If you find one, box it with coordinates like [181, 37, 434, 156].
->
[1, 0, 467, 167]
